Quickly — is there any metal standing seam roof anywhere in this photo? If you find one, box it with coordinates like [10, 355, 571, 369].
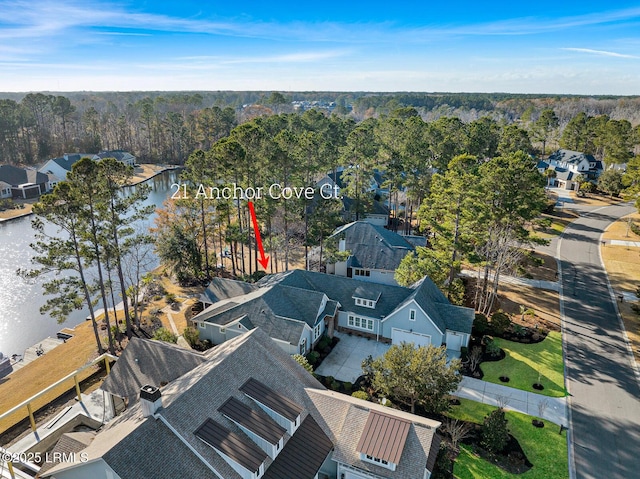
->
[262, 415, 334, 479]
[356, 411, 411, 464]
[194, 418, 268, 474]
[240, 378, 303, 421]
[218, 397, 286, 445]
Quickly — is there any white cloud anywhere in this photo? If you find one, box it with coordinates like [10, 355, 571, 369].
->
[561, 47, 638, 59]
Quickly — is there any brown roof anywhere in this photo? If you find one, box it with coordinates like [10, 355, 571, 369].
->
[356, 411, 411, 464]
[240, 377, 303, 422]
[218, 396, 286, 445]
[262, 415, 333, 479]
[195, 418, 267, 473]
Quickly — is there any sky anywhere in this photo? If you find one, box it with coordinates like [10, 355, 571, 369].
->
[1, 1, 640, 94]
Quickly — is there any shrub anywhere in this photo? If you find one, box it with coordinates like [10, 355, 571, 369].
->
[330, 380, 340, 391]
[306, 351, 320, 365]
[165, 292, 177, 305]
[351, 390, 369, 401]
[343, 381, 353, 393]
[292, 354, 314, 374]
[481, 408, 509, 454]
[153, 327, 177, 343]
[490, 311, 511, 336]
[183, 326, 200, 347]
[324, 375, 335, 387]
[512, 323, 527, 337]
[485, 338, 501, 358]
[316, 336, 331, 351]
[473, 313, 489, 334]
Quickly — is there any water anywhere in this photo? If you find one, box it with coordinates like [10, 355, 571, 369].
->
[0, 169, 179, 356]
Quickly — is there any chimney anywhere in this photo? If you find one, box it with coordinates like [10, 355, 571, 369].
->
[140, 385, 162, 417]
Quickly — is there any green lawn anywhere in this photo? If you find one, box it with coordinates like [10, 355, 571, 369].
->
[448, 399, 568, 479]
[480, 331, 566, 397]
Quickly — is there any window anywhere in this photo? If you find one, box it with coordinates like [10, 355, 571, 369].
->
[410, 309, 416, 321]
[348, 315, 374, 332]
[314, 323, 322, 339]
[299, 338, 307, 355]
[356, 298, 362, 306]
[198, 322, 206, 329]
[368, 300, 373, 307]
[354, 268, 371, 277]
[362, 454, 394, 470]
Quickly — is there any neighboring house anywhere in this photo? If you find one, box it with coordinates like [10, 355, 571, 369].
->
[0, 165, 48, 198]
[39, 153, 93, 185]
[327, 221, 423, 286]
[101, 337, 209, 406]
[192, 278, 339, 355]
[0, 180, 12, 199]
[43, 328, 441, 479]
[193, 269, 474, 354]
[544, 149, 604, 190]
[92, 150, 136, 167]
[316, 168, 390, 226]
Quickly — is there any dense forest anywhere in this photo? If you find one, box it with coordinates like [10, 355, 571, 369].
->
[2, 91, 640, 166]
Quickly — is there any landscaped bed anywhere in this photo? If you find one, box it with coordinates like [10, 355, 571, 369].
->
[448, 399, 568, 479]
[479, 331, 566, 397]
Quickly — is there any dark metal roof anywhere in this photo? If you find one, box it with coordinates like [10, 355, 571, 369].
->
[356, 411, 411, 464]
[218, 397, 286, 445]
[262, 415, 333, 479]
[195, 418, 267, 473]
[240, 378, 303, 421]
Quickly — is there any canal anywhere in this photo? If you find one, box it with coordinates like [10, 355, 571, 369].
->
[0, 169, 179, 357]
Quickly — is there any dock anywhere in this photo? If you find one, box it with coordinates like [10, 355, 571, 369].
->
[8, 337, 64, 374]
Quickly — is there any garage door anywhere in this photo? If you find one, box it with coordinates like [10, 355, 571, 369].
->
[391, 328, 431, 347]
[446, 332, 463, 351]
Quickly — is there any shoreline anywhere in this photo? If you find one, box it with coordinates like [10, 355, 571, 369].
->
[0, 164, 181, 224]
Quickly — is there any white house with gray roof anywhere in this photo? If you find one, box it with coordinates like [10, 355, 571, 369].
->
[193, 270, 473, 355]
[42, 328, 441, 479]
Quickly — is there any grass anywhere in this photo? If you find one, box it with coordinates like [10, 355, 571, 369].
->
[531, 210, 579, 239]
[498, 285, 561, 330]
[479, 332, 566, 397]
[448, 398, 568, 479]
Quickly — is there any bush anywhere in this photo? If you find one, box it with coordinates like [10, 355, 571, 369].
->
[316, 336, 331, 351]
[490, 311, 511, 336]
[485, 338, 501, 358]
[165, 292, 177, 305]
[292, 354, 314, 374]
[324, 375, 335, 387]
[512, 324, 527, 338]
[473, 313, 489, 334]
[481, 408, 509, 454]
[306, 351, 320, 365]
[330, 380, 340, 391]
[153, 327, 177, 343]
[351, 390, 369, 401]
[183, 327, 200, 348]
[343, 381, 353, 393]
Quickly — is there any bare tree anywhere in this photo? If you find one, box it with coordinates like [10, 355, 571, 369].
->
[495, 394, 511, 409]
[467, 346, 483, 372]
[442, 418, 474, 451]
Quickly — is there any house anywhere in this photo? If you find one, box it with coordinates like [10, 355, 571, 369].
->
[92, 150, 136, 167]
[544, 149, 604, 190]
[316, 168, 390, 226]
[327, 221, 425, 286]
[39, 151, 137, 190]
[0, 180, 12, 199]
[193, 269, 474, 354]
[39, 153, 93, 185]
[0, 164, 48, 198]
[43, 328, 441, 479]
[192, 277, 339, 355]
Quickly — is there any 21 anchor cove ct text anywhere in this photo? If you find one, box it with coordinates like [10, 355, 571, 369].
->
[170, 182, 341, 201]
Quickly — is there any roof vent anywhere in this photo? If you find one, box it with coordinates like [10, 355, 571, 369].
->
[140, 385, 162, 417]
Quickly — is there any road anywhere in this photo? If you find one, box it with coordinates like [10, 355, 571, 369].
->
[558, 203, 640, 479]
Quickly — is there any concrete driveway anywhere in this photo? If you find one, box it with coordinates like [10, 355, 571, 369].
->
[315, 332, 390, 383]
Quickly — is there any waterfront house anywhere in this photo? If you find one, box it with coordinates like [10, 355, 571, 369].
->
[43, 328, 441, 479]
[192, 270, 474, 355]
[0, 164, 48, 198]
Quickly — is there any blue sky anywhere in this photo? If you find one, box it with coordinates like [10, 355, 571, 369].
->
[1, 1, 639, 93]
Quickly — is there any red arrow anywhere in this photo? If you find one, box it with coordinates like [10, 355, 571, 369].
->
[248, 201, 270, 270]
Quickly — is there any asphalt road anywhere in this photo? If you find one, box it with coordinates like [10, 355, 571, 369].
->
[558, 203, 640, 479]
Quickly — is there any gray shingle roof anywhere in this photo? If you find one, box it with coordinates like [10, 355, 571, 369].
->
[330, 221, 415, 271]
[548, 149, 596, 165]
[100, 337, 207, 402]
[258, 269, 412, 319]
[203, 277, 259, 303]
[0, 165, 47, 186]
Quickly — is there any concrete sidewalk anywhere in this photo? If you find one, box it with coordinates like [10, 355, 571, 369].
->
[460, 269, 560, 292]
[455, 376, 568, 426]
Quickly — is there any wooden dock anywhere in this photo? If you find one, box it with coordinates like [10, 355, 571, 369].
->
[9, 337, 64, 373]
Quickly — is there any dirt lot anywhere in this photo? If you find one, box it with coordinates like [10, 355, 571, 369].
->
[521, 251, 558, 282]
[601, 213, 640, 362]
[497, 284, 561, 332]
